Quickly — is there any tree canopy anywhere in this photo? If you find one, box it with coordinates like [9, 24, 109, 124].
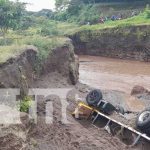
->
[55, 0, 149, 10]
[0, 0, 25, 36]
[54, 0, 149, 24]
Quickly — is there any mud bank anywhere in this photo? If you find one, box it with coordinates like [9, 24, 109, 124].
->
[0, 41, 79, 149]
[70, 25, 150, 61]
[25, 83, 150, 150]
[0, 37, 150, 149]
[0, 81, 149, 149]
[0, 40, 79, 90]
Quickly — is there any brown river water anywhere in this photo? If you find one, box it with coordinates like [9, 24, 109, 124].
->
[79, 55, 150, 111]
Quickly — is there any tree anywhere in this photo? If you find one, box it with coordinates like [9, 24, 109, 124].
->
[55, 0, 149, 11]
[55, 0, 69, 11]
[0, 0, 25, 44]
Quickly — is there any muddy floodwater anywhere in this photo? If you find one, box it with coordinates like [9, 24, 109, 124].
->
[79, 55, 150, 111]
[79, 55, 150, 93]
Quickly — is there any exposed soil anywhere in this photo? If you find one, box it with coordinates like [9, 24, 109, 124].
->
[0, 41, 79, 90]
[23, 79, 150, 150]
[0, 74, 150, 150]
[70, 25, 150, 62]
[0, 41, 79, 150]
[0, 38, 150, 149]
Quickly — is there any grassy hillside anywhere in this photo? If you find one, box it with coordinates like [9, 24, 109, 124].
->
[0, 45, 28, 63]
[70, 10, 150, 34]
[0, 36, 69, 64]
[0, 4, 149, 64]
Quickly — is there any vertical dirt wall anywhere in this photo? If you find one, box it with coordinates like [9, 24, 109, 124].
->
[70, 25, 150, 61]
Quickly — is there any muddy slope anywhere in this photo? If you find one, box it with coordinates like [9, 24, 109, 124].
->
[25, 83, 150, 150]
[70, 25, 150, 61]
[0, 46, 37, 89]
[0, 82, 149, 150]
[0, 41, 79, 150]
[0, 41, 79, 90]
[41, 42, 79, 85]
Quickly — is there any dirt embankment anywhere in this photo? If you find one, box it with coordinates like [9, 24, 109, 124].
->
[0, 41, 79, 90]
[0, 41, 79, 150]
[0, 46, 37, 89]
[24, 83, 150, 150]
[40, 42, 79, 85]
[70, 25, 150, 61]
[0, 37, 150, 150]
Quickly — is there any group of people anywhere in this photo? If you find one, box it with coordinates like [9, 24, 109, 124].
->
[99, 14, 122, 23]
[85, 11, 138, 25]
[99, 11, 138, 24]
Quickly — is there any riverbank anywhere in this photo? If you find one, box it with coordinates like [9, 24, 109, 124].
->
[0, 8, 150, 150]
[70, 24, 150, 61]
[1, 50, 150, 150]
[0, 38, 79, 90]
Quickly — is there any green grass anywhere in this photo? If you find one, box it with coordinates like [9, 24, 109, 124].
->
[0, 35, 69, 65]
[77, 13, 150, 32]
[0, 45, 29, 63]
[22, 36, 69, 61]
[0, 9, 149, 64]
[19, 96, 32, 113]
[10, 21, 79, 37]
[56, 22, 79, 35]
[0, 35, 70, 74]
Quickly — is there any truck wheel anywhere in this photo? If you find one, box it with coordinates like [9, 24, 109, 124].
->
[136, 109, 150, 135]
[86, 89, 102, 106]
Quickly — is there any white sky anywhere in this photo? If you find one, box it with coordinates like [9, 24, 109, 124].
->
[11, 0, 56, 12]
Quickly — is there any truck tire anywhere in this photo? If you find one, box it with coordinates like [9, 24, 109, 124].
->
[86, 89, 103, 106]
[136, 108, 150, 135]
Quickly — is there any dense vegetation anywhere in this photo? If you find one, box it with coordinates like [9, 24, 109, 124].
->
[54, 0, 149, 24]
[0, 0, 25, 44]
[0, 0, 149, 62]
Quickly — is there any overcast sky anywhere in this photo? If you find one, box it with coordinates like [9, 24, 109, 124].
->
[11, 0, 55, 12]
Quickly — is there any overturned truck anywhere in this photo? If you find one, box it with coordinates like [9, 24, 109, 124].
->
[72, 89, 150, 148]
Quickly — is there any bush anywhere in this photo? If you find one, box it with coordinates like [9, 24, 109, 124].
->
[20, 96, 32, 113]
[54, 4, 100, 24]
[77, 5, 100, 24]
[37, 20, 59, 36]
[54, 11, 68, 21]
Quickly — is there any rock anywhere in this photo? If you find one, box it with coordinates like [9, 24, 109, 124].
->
[131, 85, 149, 95]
